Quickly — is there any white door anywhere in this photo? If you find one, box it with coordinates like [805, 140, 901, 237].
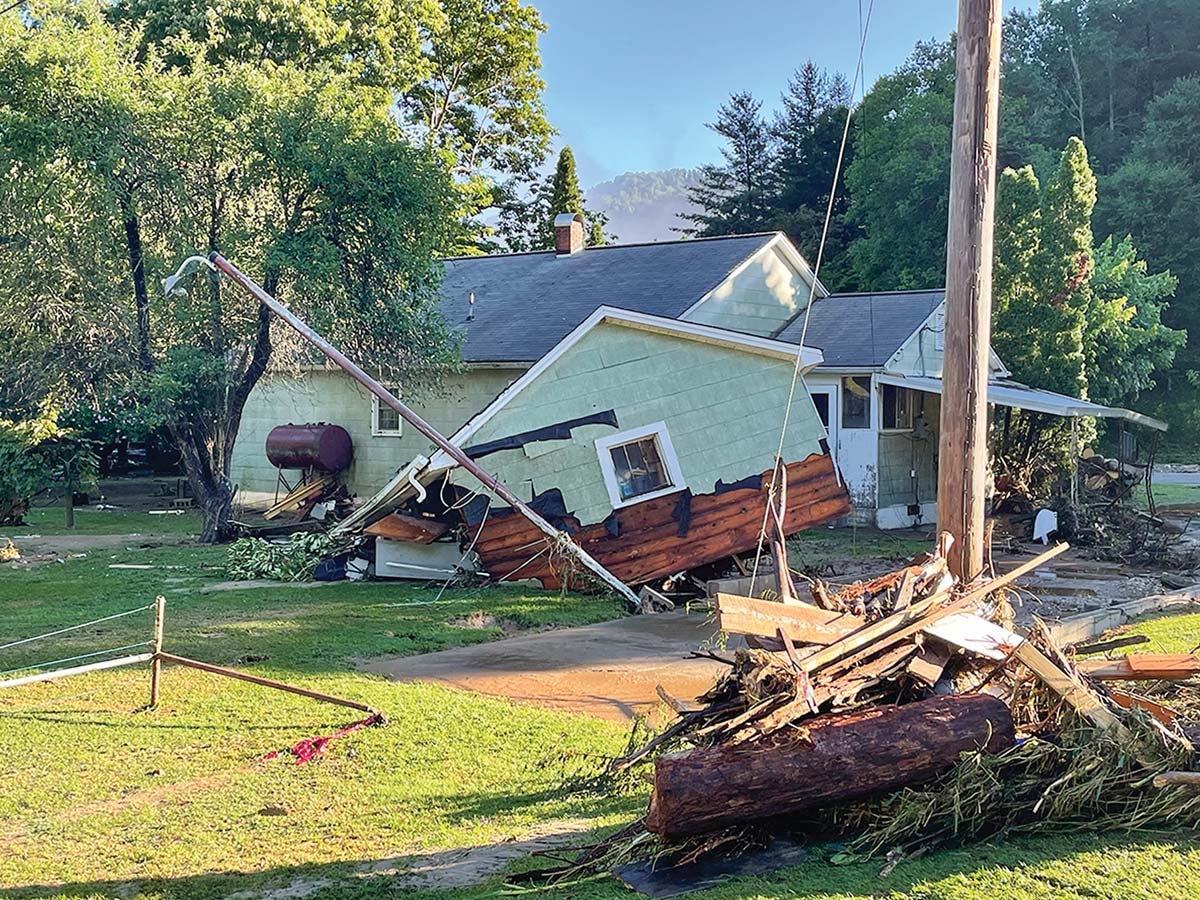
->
[809, 388, 837, 463]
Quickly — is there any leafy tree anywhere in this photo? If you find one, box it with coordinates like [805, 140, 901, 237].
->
[843, 42, 955, 290]
[111, 0, 554, 244]
[545, 146, 585, 234]
[1, 4, 460, 542]
[680, 92, 776, 236]
[992, 139, 1183, 475]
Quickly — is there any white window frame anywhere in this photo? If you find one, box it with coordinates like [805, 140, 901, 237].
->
[933, 306, 946, 351]
[595, 421, 686, 509]
[371, 388, 404, 437]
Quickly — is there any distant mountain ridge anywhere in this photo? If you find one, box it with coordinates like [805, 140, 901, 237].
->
[586, 168, 700, 244]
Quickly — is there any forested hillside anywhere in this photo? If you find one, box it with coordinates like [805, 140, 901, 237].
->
[586, 169, 699, 243]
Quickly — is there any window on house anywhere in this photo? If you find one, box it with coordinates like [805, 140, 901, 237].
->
[841, 376, 871, 429]
[595, 422, 686, 508]
[812, 393, 831, 428]
[372, 389, 403, 436]
[934, 306, 945, 351]
[882, 385, 914, 430]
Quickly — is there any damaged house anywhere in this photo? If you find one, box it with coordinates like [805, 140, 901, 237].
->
[231, 216, 851, 584]
[788, 290, 1166, 529]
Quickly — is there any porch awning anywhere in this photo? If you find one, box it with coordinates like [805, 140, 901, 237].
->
[875, 373, 1167, 432]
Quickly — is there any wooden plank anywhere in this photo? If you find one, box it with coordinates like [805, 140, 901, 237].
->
[1076, 653, 1200, 681]
[1013, 642, 1127, 734]
[907, 641, 954, 686]
[715, 593, 864, 645]
[365, 512, 450, 543]
[263, 475, 333, 520]
[1108, 689, 1177, 727]
[801, 543, 1070, 677]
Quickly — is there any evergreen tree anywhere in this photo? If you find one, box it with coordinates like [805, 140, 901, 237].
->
[525, 146, 609, 249]
[680, 92, 776, 236]
[547, 146, 585, 224]
[770, 62, 855, 281]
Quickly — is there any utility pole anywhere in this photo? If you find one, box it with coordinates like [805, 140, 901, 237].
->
[937, 0, 1003, 582]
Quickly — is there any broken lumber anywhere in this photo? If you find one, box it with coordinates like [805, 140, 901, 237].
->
[715, 593, 864, 645]
[1075, 653, 1200, 681]
[1013, 641, 1126, 734]
[364, 512, 449, 543]
[1152, 771, 1200, 788]
[802, 542, 1069, 677]
[644, 693, 1015, 839]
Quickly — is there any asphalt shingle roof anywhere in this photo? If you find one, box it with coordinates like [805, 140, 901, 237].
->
[776, 289, 945, 368]
[437, 234, 777, 363]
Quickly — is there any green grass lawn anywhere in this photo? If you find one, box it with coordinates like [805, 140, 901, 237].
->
[1143, 480, 1200, 510]
[10, 504, 204, 536]
[4, 528, 1200, 899]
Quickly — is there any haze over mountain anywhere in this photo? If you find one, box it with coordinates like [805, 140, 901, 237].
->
[586, 169, 699, 244]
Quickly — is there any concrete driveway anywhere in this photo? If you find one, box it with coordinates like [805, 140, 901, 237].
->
[360, 609, 736, 722]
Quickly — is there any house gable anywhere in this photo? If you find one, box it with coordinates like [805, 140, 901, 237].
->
[682, 235, 827, 338]
[441, 311, 828, 526]
[883, 301, 1010, 377]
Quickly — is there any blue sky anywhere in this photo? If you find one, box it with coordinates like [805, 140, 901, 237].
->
[535, 1, 1035, 188]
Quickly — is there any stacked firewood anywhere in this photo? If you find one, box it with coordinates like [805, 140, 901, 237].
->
[520, 536, 1200, 883]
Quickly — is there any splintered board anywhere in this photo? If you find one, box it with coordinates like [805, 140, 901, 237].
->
[468, 452, 851, 589]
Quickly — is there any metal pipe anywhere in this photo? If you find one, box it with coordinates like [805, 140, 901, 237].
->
[206, 252, 641, 610]
[0, 653, 153, 690]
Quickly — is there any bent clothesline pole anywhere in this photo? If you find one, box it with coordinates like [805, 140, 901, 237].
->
[206, 251, 642, 612]
[154, 651, 377, 716]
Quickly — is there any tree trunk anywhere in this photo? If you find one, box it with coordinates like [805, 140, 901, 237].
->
[172, 423, 234, 544]
[119, 185, 153, 371]
[644, 693, 1015, 839]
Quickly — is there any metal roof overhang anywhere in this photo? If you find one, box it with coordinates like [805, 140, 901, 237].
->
[875, 373, 1168, 432]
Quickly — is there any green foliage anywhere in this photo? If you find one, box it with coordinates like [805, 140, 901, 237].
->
[680, 91, 776, 236]
[0, 3, 468, 540]
[0, 403, 94, 524]
[539, 146, 590, 249]
[843, 42, 956, 290]
[586, 168, 699, 243]
[226, 533, 347, 581]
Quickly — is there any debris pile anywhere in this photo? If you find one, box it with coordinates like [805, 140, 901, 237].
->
[521, 536, 1200, 884]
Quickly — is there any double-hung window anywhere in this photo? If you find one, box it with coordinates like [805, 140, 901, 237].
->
[595, 422, 686, 508]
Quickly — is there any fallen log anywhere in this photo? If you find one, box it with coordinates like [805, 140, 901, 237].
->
[644, 693, 1015, 838]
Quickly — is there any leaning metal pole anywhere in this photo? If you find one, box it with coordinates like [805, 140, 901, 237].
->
[207, 252, 642, 610]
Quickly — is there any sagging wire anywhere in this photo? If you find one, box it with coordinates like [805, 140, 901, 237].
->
[750, 0, 876, 595]
[0, 604, 155, 653]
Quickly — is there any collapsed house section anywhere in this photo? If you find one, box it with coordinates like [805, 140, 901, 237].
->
[339, 307, 851, 590]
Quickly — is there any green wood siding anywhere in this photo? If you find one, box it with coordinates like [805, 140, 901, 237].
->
[684, 245, 812, 337]
[230, 368, 521, 498]
[454, 323, 827, 526]
[885, 306, 943, 376]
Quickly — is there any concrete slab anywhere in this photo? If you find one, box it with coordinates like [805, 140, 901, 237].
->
[360, 609, 737, 722]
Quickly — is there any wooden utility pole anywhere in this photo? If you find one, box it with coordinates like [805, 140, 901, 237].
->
[937, 0, 1003, 582]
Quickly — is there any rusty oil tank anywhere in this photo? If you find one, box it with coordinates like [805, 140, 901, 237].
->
[265, 423, 353, 472]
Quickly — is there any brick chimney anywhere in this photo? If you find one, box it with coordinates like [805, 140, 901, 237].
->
[554, 212, 585, 255]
